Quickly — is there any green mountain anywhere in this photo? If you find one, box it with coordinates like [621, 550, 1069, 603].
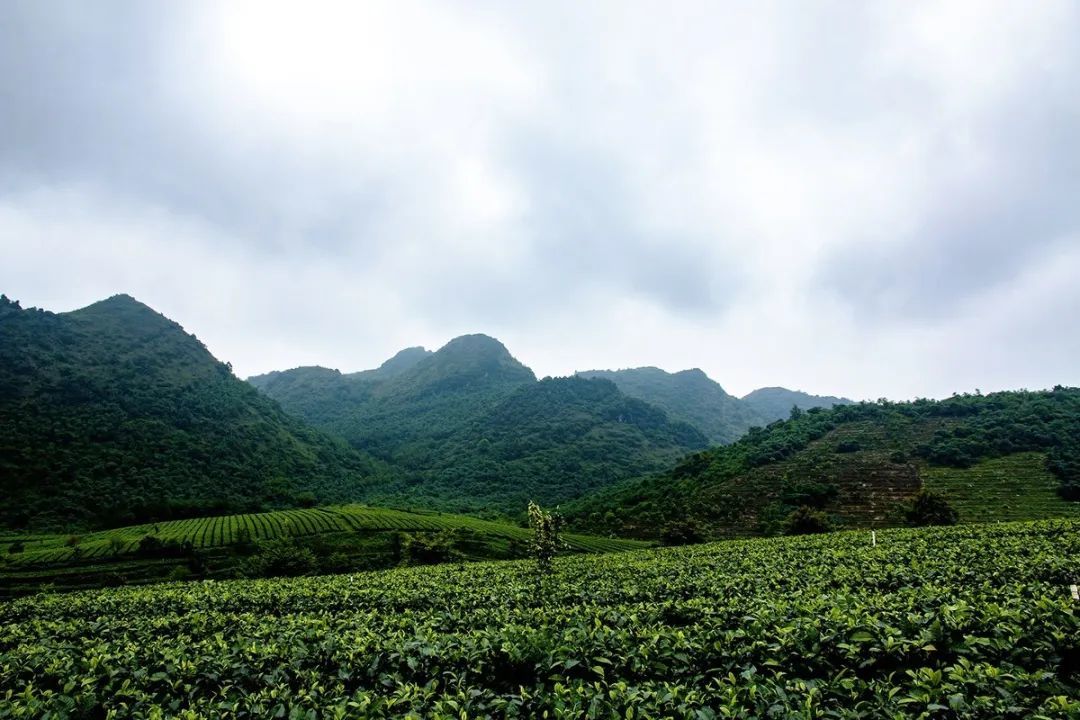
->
[249, 334, 537, 463]
[565, 388, 1080, 539]
[0, 294, 391, 532]
[251, 341, 707, 514]
[578, 367, 767, 444]
[741, 386, 854, 423]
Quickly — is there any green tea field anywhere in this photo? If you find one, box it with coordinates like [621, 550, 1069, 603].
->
[1, 519, 1077, 718]
[0, 505, 647, 595]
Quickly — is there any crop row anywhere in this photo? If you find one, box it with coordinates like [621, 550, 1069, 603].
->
[1, 520, 1077, 718]
[1, 506, 648, 569]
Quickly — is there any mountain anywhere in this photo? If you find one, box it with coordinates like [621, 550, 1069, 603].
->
[741, 386, 854, 423]
[370, 375, 708, 512]
[577, 367, 766, 444]
[352, 346, 432, 380]
[251, 340, 706, 514]
[249, 334, 537, 461]
[565, 388, 1080, 539]
[0, 294, 390, 531]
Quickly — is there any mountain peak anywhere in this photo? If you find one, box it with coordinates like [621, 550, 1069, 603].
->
[81, 293, 150, 311]
[395, 333, 536, 394]
[64, 294, 183, 339]
[441, 333, 510, 355]
[374, 346, 432, 376]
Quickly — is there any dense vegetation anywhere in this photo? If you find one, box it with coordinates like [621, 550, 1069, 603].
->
[0, 295, 391, 532]
[578, 367, 767, 443]
[740, 386, 854, 423]
[251, 339, 707, 514]
[567, 388, 1080, 539]
[0, 505, 645, 595]
[1, 520, 1077, 717]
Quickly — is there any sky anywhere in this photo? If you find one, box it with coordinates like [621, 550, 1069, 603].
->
[2, 1, 1078, 401]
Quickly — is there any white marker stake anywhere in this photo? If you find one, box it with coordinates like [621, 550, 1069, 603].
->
[1071, 584, 1079, 601]
[871, 531, 877, 547]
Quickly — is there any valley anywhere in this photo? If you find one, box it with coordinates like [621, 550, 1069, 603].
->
[1, 293, 1078, 715]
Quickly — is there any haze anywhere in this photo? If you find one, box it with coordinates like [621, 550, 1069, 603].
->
[2, 0, 1078, 399]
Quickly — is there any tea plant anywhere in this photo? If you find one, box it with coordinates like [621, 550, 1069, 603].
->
[1, 519, 1077, 718]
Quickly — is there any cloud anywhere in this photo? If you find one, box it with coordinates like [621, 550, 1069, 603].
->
[1, 0, 1078, 399]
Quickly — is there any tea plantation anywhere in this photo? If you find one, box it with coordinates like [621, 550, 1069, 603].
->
[0, 505, 646, 595]
[2, 520, 1078, 718]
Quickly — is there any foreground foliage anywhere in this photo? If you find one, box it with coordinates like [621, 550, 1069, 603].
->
[1, 520, 1077, 718]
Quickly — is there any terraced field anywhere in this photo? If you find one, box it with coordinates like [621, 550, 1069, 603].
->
[923, 452, 1080, 523]
[0, 505, 645, 571]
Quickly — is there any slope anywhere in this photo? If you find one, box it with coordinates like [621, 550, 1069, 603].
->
[368, 375, 709, 512]
[566, 388, 1080, 539]
[252, 343, 708, 514]
[578, 367, 766, 444]
[0, 294, 391, 532]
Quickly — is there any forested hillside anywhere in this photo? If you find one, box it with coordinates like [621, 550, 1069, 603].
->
[370, 375, 708, 512]
[0, 295, 391, 531]
[252, 341, 707, 514]
[577, 367, 766, 443]
[741, 386, 854, 422]
[566, 388, 1080, 539]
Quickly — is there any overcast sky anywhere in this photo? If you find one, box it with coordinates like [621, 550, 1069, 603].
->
[2, 1, 1078, 400]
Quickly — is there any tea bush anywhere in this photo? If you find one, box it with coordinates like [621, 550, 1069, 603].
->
[1, 520, 1077, 718]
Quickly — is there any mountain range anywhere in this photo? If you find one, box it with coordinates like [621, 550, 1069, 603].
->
[249, 335, 710, 514]
[3, 292, 1076, 539]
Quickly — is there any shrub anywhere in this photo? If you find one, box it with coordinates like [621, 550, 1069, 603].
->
[905, 489, 959, 526]
[294, 492, 318, 508]
[835, 440, 861, 453]
[660, 519, 703, 546]
[783, 506, 831, 535]
[7, 541, 24, 554]
[241, 539, 318, 577]
[401, 531, 462, 566]
[136, 535, 167, 557]
[167, 566, 192, 582]
[233, 527, 257, 555]
[780, 480, 838, 509]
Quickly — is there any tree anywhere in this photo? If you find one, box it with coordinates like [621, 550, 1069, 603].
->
[783, 506, 831, 535]
[905, 489, 959, 526]
[527, 501, 564, 576]
[660, 519, 703, 546]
